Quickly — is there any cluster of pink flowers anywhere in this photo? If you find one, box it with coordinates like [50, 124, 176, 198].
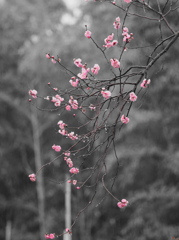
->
[113, 17, 121, 29]
[140, 78, 151, 88]
[117, 199, 129, 208]
[57, 120, 78, 140]
[101, 89, 111, 99]
[68, 179, 77, 185]
[64, 152, 73, 167]
[69, 77, 79, 87]
[65, 158, 73, 168]
[103, 33, 118, 48]
[44, 233, 55, 239]
[69, 167, 79, 174]
[129, 92, 137, 102]
[91, 64, 100, 74]
[110, 58, 120, 68]
[69, 96, 79, 110]
[74, 58, 100, 79]
[51, 94, 64, 107]
[52, 144, 61, 152]
[68, 131, 78, 140]
[122, 27, 134, 43]
[29, 89, 38, 99]
[121, 114, 130, 124]
[78, 65, 90, 79]
[29, 173, 36, 182]
[57, 120, 67, 129]
[84, 30, 92, 39]
[46, 53, 61, 64]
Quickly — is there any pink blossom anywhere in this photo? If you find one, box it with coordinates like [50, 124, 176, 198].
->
[112, 40, 118, 46]
[52, 144, 62, 152]
[107, 33, 114, 41]
[59, 129, 68, 136]
[29, 173, 36, 182]
[76, 186, 81, 189]
[29, 89, 38, 99]
[68, 132, 78, 140]
[51, 56, 56, 64]
[74, 58, 83, 68]
[66, 158, 73, 167]
[89, 104, 96, 111]
[73, 180, 77, 185]
[78, 66, 90, 79]
[44, 233, 55, 239]
[69, 167, 79, 174]
[101, 90, 111, 99]
[51, 95, 64, 107]
[65, 228, 72, 234]
[140, 78, 151, 88]
[117, 199, 129, 208]
[124, 0, 132, 3]
[64, 152, 71, 156]
[113, 17, 121, 29]
[69, 78, 79, 87]
[69, 97, 79, 110]
[91, 64, 100, 75]
[103, 41, 113, 48]
[65, 105, 71, 111]
[110, 58, 120, 68]
[57, 120, 67, 129]
[121, 114, 130, 124]
[46, 53, 51, 59]
[84, 30, 92, 38]
[129, 92, 137, 102]
[122, 27, 134, 42]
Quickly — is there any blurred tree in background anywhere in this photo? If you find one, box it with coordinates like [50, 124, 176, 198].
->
[0, 0, 179, 240]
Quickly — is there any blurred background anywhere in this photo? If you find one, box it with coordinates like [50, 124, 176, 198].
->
[1, 0, 179, 240]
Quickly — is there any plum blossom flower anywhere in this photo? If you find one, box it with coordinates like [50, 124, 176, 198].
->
[57, 120, 67, 129]
[29, 89, 38, 99]
[51, 95, 64, 107]
[121, 114, 130, 124]
[29, 173, 36, 182]
[110, 58, 120, 68]
[69, 167, 79, 174]
[103, 34, 118, 48]
[89, 104, 96, 111]
[117, 199, 129, 208]
[66, 105, 71, 111]
[52, 144, 62, 152]
[74, 58, 83, 68]
[69, 77, 79, 87]
[51, 56, 56, 64]
[113, 17, 121, 29]
[122, 27, 134, 42]
[69, 97, 79, 110]
[46, 53, 51, 59]
[129, 92, 137, 102]
[64, 152, 71, 156]
[59, 129, 68, 136]
[78, 66, 90, 79]
[68, 132, 78, 140]
[84, 30, 92, 38]
[44, 233, 55, 239]
[101, 89, 111, 99]
[140, 78, 151, 88]
[124, 0, 132, 3]
[91, 64, 100, 74]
